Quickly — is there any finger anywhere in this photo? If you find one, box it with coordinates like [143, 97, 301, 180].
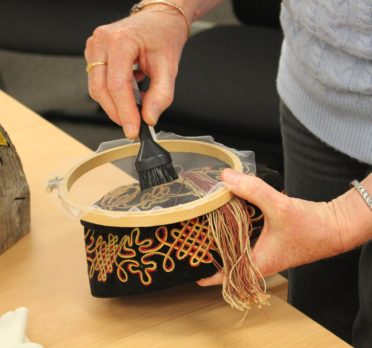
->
[196, 271, 224, 287]
[141, 60, 176, 126]
[85, 37, 122, 126]
[221, 169, 283, 214]
[106, 38, 140, 139]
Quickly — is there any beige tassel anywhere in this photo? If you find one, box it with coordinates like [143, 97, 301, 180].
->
[207, 197, 270, 311]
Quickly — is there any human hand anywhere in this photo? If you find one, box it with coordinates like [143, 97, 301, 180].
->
[84, 6, 189, 139]
[197, 168, 347, 286]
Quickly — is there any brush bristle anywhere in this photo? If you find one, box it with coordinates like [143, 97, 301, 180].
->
[138, 163, 178, 190]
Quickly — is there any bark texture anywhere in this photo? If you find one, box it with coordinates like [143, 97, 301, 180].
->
[0, 124, 30, 255]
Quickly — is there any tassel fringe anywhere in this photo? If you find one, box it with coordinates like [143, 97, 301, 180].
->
[207, 196, 270, 311]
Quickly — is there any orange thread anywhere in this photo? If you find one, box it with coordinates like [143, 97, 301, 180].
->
[85, 219, 216, 286]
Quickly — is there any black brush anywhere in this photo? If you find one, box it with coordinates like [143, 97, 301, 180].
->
[132, 79, 178, 191]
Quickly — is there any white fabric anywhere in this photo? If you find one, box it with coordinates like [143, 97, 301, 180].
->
[0, 308, 43, 348]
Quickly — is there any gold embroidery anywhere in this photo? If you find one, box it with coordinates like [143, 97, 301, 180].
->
[0, 130, 8, 146]
[85, 165, 263, 287]
[95, 166, 224, 212]
[97, 183, 192, 211]
[85, 218, 217, 286]
[154, 220, 215, 267]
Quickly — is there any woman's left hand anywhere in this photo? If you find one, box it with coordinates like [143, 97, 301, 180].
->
[197, 168, 347, 286]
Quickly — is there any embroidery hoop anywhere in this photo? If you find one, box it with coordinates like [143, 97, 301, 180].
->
[59, 139, 243, 227]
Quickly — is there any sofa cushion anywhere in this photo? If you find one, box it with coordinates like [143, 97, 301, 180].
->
[158, 25, 283, 171]
[160, 25, 283, 140]
[0, 0, 136, 55]
[232, 0, 282, 28]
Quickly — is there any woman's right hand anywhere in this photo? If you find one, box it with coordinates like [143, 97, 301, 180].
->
[84, 6, 190, 139]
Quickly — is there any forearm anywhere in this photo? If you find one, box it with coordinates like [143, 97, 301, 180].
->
[330, 173, 372, 252]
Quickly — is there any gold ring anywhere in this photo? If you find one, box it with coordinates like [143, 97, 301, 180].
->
[86, 61, 107, 73]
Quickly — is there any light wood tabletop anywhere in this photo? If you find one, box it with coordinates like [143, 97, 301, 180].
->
[0, 91, 350, 347]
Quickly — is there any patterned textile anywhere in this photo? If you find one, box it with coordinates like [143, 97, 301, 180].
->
[80, 165, 282, 297]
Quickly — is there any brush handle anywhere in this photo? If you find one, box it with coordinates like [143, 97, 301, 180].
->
[132, 77, 143, 106]
[132, 78, 154, 143]
[139, 119, 153, 142]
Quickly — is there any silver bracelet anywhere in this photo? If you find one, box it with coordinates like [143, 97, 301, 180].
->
[350, 180, 372, 210]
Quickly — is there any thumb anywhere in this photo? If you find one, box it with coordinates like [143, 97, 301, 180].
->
[251, 231, 281, 277]
[221, 169, 282, 215]
[141, 62, 176, 126]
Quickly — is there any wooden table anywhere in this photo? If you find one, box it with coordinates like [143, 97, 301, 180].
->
[0, 91, 350, 347]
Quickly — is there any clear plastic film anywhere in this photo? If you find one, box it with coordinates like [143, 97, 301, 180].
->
[47, 132, 256, 220]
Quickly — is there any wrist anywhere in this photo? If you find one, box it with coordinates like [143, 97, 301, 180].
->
[137, 0, 222, 22]
[165, 0, 221, 21]
[328, 173, 372, 253]
[132, 0, 196, 38]
[137, 0, 198, 23]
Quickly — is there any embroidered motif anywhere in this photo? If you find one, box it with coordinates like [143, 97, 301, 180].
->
[95, 166, 223, 212]
[84, 165, 266, 289]
[85, 218, 217, 286]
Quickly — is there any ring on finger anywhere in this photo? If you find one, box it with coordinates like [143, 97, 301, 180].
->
[86, 61, 107, 73]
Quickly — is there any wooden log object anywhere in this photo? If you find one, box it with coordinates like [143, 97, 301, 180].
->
[0, 124, 30, 255]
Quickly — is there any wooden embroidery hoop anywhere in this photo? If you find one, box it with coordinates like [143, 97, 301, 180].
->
[59, 139, 243, 227]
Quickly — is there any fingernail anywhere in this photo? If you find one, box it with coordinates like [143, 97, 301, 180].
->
[222, 168, 241, 186]
[148, 104, 161, 125]
[123, 124, 137, 139]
